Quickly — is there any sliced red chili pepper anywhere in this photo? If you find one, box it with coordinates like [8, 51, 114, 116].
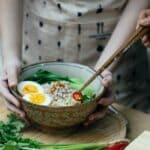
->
[106, 141, 129, 150]
[72, 92, 83, 101]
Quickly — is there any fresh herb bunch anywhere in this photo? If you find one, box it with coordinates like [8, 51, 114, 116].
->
[0, 114, 44, 150]
[0, 115, 128, 150]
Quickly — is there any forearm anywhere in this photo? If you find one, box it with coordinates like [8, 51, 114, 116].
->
[0, 0, 23, 64]
[95, 0, 149, 71]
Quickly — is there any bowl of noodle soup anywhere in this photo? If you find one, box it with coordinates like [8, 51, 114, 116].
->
[11, 62, 104, 129]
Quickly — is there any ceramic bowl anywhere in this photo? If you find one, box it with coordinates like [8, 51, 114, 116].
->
[11, 62, 104, 129]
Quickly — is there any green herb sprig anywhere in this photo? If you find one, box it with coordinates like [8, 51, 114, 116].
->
[0, 115, 108, 150]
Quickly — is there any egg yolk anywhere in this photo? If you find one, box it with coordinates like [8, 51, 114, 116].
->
[29, 93, 45, 105]
[22, 84, 38, 94]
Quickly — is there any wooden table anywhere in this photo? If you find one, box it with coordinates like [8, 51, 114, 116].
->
[0, 98, 150, 142]
[113, 104, 150, 140]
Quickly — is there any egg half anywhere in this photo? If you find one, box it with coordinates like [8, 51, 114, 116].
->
[17, 81, 44, 96]
[23, 93, 52, 106]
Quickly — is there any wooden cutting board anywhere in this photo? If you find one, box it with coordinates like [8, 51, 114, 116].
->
[0, 99, 127, 143]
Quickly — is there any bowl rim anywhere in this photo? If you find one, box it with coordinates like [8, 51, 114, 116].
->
[10, 61, 104, 109]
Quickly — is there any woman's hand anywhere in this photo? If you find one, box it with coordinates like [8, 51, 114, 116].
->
[84, 70, 115, 126]
[0, 60, 25, 118]
[137, 9, 150, 47]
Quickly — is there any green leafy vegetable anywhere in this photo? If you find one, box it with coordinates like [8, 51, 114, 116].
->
[82, 94, 96, 104]
[24, 70, 72, 84]
[0, 115, 108, 150]
[0, 114, 44, 150]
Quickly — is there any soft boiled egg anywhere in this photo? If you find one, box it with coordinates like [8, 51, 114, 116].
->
[23, 93, 52, 106]
[17, 81, 44, 96]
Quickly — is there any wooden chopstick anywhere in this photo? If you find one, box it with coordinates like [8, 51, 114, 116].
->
[79, 27, 150, 92]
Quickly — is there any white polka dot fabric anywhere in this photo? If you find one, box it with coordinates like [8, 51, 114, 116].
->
[22, 0, 127, 66]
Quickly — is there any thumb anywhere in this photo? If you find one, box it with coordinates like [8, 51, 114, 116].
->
[7, 66, 20, 87]
[101, 70, 112, 88]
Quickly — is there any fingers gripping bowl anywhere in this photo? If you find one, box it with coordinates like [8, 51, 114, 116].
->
[11, 62, 104, 128]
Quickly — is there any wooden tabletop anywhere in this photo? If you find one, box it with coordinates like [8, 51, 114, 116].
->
[0, 97, 150, 142]
[113, 103, 150, 140]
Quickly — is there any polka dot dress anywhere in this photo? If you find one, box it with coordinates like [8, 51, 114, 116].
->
[22, 0, 150, 113]
[112, 41, 150, 113]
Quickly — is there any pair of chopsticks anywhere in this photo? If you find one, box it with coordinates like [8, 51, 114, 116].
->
[79, 27, 150, 92]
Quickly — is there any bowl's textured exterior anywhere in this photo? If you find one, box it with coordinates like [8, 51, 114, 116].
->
[20, 96, 98, 128]
[11, 62, 104, 129]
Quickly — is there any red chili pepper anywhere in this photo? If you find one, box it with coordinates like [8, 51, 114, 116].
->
[72, 92, 83, 101]
[106, 141, 129, 150]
